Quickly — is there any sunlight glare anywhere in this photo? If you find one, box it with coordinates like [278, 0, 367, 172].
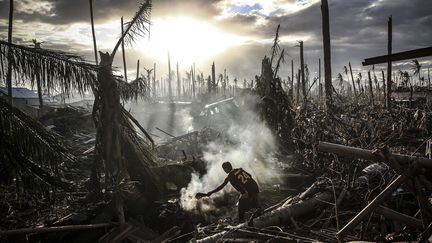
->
[137, 17, 247, 64]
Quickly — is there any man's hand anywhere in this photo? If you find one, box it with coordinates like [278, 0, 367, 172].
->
[195, 192, 210, 199]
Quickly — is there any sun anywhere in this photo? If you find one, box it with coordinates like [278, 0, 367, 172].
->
[137, 16, 246, 65]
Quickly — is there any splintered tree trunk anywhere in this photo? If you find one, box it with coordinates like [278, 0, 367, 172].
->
[321, 0, 332, 111]
[300, 41, 306, 103]
[197, 191, 334, 243]
[349, 62, 356, 97]
[368, 71, 374, 106]
[6, 0, 13, 104]
[211, 62, 216, 93]
[96, 52, 124, 225]
[387, 16, 392, 111]
[296, 69, 300, 104]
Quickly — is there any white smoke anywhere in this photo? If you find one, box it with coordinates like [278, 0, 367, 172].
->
[180, 95, 280, 212]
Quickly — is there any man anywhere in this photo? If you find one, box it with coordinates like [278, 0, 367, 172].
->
[196, 161, 260, 222]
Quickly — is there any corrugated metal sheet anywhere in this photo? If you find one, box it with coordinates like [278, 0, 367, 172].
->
[0, 87, 39, 99]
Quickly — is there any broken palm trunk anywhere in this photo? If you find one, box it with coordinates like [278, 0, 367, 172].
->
[256, 56, 294, 150]
[196, 182, 343, 242]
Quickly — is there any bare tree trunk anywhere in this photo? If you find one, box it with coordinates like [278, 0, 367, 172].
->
[386, 15, 392, 111]
[176, 62, 180, 98]
[319, 58, 322, 99]
[321, 0, 332, 111]
[136, 59, 140, 79]
[121, 17, 127, 82]
[300, 41, 306, 103]
[211, 62, 216, 93]
[382, 70, 387, 108]
[153, 63, 156, 98]
[291, 59, 294, 97]
[167, 52, 172, 99]
[349, 62, 356, 97]
[6, 0, 14, 105]
[296, 69, 300, 104]
[428, 67, 430, 90]
[89, 0, 98, 65]
[368, 71, 374, 106]
[192, 63, 196, 99]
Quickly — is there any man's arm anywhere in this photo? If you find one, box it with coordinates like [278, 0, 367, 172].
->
[207, 178, 229, 196]
[196, 178, 228, 199]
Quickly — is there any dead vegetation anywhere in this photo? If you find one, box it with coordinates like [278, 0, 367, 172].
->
[1, 0, 432, 242]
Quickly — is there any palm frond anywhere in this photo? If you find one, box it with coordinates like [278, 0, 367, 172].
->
[117, 77, 149, 102]
[112, 0, 152, 57]
[0, 98, 74, 191]
[0, 40, 97, 96]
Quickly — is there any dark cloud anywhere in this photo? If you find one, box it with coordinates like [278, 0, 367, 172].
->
[1, 0, 431, 81]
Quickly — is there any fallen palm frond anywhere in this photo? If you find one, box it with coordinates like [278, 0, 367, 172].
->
[0, 40, 97, 96]
[0, 98, 74, 191]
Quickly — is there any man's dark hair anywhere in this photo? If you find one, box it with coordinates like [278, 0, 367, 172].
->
[222, 161, 232, 173]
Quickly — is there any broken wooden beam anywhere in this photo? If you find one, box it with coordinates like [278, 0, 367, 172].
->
[0, 223, 113, 236]
[317, 142, 432, 169]
[337, 168, 416, 240]
[362, 46, 432, 66]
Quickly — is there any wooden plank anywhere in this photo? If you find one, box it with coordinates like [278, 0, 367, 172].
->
[362, 47, 432, 66]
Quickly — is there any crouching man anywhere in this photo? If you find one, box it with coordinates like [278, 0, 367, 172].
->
[196, 161, 260, 222]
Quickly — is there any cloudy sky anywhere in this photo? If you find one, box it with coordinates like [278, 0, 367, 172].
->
[0, 0, 431, 82]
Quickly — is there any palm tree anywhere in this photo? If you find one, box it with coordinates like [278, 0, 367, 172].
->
[411, 59, 422, 86]
[0, 0, 157, 225]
